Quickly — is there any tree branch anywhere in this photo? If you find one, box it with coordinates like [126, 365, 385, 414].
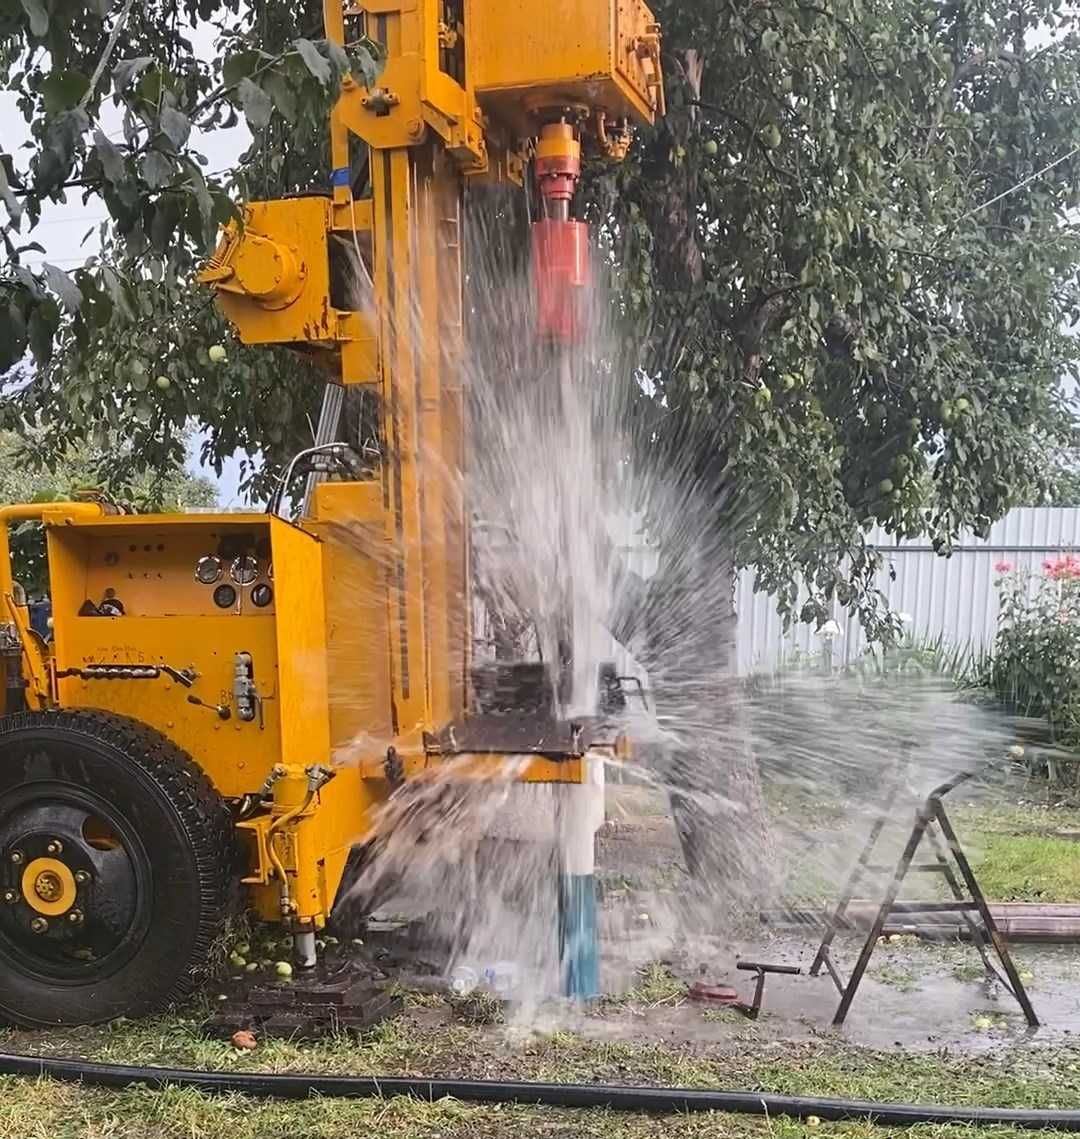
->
[737, 286, 801, 383]
[684, 100, 799, 184]
[79, 0, 138, 111]
[795, 2, 887, 79]
[926, 49, 1020, 153]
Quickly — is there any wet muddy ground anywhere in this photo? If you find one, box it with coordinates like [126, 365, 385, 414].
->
[351, 779, 1080, 1055]
[4, 784, 1079, 1138]
[576, 935, 1080, 1053]
[574, 782, 1080, 1053]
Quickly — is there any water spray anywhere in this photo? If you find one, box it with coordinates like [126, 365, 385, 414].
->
[529, 113, 604, 1001]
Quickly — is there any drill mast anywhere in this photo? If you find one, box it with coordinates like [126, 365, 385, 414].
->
[205, 0, 663, 766]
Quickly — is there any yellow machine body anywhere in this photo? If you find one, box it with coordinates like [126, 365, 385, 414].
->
[0, 0, 662, 942]
[470, 0, 664, 132]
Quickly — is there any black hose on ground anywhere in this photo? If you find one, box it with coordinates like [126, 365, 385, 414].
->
[0, 1051, 1077, 1130]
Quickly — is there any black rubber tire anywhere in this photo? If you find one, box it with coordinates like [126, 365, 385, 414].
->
[0, 710, 232, 1026]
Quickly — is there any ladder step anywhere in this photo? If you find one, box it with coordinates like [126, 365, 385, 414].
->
[888, 900, 977, 914]
[866, 863, 949, 874]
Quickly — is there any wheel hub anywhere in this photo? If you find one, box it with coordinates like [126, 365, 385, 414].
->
[0, 791, 145, 980]
[21, 857, 76, 916]
[35, 872, 60, 901]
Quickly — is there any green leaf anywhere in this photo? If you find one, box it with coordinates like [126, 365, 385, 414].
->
[293, 38, 332, 85]
[94, 129, 127, 186]
[42, 263, 83, 313]
[222, 50, 261, 89]
[137, 66, 166, 105]
[141, 150, 173, 189]
[349, 41, 381, 87]
[112, 56, 153, 93]
[182, 159, 214, 223]
[27, 299, 59, 365]
[0, 157, 22, 222]
[101, 266, 135, 321]
[149, 195, 181, 251]
[41, 70, 91, 114]
[237, 78, 273, 130]
[14, 265, 42, 298]
[210, 190, 239, 228]
[159, 106, 190, 149]
[262, 70, 298, 123]
[34, 108, 89, 193]
[325, 39, 351, 79]
[0, 305, 27, 370]
[19, 0, 48, 37]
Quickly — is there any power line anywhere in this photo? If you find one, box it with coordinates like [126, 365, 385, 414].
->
[25, 214, 107, 228]
[949, 144, 1080, 230]
[20, 255, 94, 268]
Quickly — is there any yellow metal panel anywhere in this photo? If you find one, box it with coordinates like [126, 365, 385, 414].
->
[413, 148, 468, 724]
[443, 754, 587, 784]
[3, 595, 49, 708]
[358, 750, 586, 783]
[211, 199, 334, 343]
[309, 481, 395, 754]
[331, 0, 485, 165]
[615, 0, 663, 115]
[331, 199, 375, 233]
[54, 614, 282, 797]
[469, 0, 659, 129]
[43, 515, 333, 798]
[415, 148, 449, 725]
[51, 512, 266, 530]
[207, 199, 374, 355]
[268, 518, 332, 768]
[336, 62, 427, 152]
[323, 0, 352, 205]
[367, 147, 433, 739]
[53, 526, 275, 619]
[312, 479, 384, 526]
[244, 769, 380, 924]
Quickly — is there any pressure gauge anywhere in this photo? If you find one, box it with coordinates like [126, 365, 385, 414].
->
[230, 555, 258, 586]
[194, 555, 223, 585]
[213, 584, 237, 609]
[251, 584, 273, 608]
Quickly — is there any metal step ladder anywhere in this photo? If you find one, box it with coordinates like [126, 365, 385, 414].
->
[810, 767, 1039, 1028]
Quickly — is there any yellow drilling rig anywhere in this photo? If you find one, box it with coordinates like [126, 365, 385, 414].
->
[0, 0, 663, 1026]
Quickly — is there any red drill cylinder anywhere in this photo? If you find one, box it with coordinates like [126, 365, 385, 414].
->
[532, 218, 590, 344]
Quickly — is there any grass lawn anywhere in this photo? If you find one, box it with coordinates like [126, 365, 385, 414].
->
[2, 799, 1076, 1137]
[952, 803, 1080, 901]
[974, 833, 1080, 901]
[2, 1002, 1079, 1138]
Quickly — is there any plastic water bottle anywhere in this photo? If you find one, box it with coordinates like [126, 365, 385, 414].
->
[449, 961, 519, 997]
[449, 965, 479, 995]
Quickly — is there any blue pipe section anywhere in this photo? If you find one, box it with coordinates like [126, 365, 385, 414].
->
[558, 872, 598, 1000]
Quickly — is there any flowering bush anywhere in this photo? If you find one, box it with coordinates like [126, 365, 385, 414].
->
[990, 558, 1080, 745]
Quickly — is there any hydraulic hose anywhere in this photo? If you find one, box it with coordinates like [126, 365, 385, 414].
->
[0, 1051, 1077, 1130]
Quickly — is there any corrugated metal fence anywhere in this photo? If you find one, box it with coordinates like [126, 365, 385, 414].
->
[485, 507, 1080, 684]
[733, 507, 1080, 675]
